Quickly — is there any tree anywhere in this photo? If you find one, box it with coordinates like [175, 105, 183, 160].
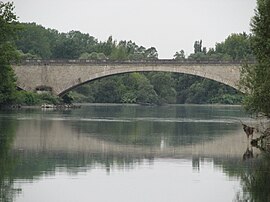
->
[79, 52, 107, 60]
[93, 79, 122, 103]
[0, 2, 19, 105]
[173, 50, 185, 60]
[110, 44, 128, 60]
[215, 33, 253, 60]
[194, 40, 202, 53]
[148, 72, 176, 104]
[145, 47, 158, 60]
[241, 0, 270, 116]
[15, 23, 54, 58]
[189, 40, 209, 61]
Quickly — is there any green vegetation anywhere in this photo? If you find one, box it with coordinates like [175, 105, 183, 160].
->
[15, 91, 61, 105]
[186, 33, 254, 61]
[70, 73, 243, 105]
[0, 2, 19, 106]
[15, 24, 158, 60]
[240, 0, 270, 117]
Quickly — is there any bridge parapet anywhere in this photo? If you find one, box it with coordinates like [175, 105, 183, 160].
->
[16, 59, 253, 66]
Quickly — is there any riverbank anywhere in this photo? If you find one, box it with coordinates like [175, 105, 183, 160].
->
[244, 115, 270, 152]
[1, 102, 246, 111]
[1, 103, 81, 110]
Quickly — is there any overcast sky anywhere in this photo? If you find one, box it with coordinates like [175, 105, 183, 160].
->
[8, 0, 257, 58]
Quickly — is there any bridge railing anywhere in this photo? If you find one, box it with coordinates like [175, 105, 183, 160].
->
[16, 59, 255, 65]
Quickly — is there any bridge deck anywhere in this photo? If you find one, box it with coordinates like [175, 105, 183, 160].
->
[17, 59, 252, 66]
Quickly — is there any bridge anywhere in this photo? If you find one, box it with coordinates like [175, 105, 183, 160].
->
[13, 60, 244, 96]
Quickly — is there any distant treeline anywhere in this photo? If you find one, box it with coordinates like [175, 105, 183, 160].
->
[14, 23, 254, 104]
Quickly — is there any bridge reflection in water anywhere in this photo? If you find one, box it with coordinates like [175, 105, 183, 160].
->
[12, 116, 259, 159]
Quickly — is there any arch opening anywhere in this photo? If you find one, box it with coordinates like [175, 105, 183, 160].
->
[35, 86, 53, 94]
[59, 71, 243, 104]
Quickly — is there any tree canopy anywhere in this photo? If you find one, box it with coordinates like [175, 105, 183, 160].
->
[15, 23, 158, 61]
[186, 33, 254, 61]
[240, 0, 270, 116]
[0, 2, 19, 105]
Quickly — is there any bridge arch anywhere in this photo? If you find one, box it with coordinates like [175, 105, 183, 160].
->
[13, 60, 243, 96]
[59, 68, 240, 96]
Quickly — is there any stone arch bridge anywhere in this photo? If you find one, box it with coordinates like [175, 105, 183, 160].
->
[13, 60, 244, 96]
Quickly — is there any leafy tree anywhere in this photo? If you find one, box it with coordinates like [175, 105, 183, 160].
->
[241, 0, 270, 116]
[120, 73, 159, 104]
[144, 47, 158, 60]
[95, 36, 116, 57]
[173, 50, 185, 60]
[194, 40, 202, 53]
[62, 93, 74, 104]
[79, 52, 107, 60]
[136, 77, 158, 104]
[15, 23, 54, 58]
[189, 40, 209, 60]
[188, 52, 208, 61]
[52, 33, 81, 59]
[0, 2, 19, 105]
[188, 35, 253, 61]
[110, 44, 128, 60]
[186, 81, 208, 103]
[121, 91, 137, 103]
[147, 72, 176, 104]
[215, 33, 254, 60]
[92, 78, 122, 103]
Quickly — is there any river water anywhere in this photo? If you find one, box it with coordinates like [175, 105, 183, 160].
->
[0, 104, 269, 202]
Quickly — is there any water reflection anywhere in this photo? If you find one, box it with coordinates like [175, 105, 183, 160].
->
[243, 146, 254, 161]
[0, 117, 20, 202]
[1, 105, 270, 202]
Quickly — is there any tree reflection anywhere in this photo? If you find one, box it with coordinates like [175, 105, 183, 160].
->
[236, 151, 270, 202]
[0, 118, 19, 202]
[72, 105, 241, 147]
[242, 146, 254, 161]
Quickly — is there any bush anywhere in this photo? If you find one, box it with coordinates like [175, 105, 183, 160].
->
[15, 91, 40, 105]
[15, 91, 61, 105]
[38, 93, 61, 105]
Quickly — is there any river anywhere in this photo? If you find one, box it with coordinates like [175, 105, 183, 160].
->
[0, 104, 269, 202]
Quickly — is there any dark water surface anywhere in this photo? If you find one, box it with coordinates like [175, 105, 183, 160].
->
[0, 104, 269, 202]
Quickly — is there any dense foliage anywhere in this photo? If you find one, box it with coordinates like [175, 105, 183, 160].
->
[241, 0, 270, 116]
[0, 2, 19, 105]
[186, 33, 254, 61]
[71, 72, 242, 105]
[15, 23, 158, 61]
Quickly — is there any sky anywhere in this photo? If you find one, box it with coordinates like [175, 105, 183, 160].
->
[8, 0, 257, 58]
